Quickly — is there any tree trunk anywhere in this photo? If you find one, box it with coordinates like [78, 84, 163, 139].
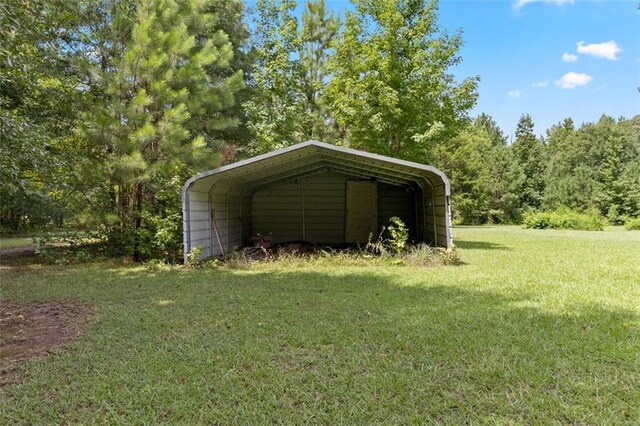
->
[132, 183, 143, 262]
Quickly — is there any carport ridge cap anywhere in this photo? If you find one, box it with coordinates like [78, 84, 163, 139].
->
[183, 140, 450, 196]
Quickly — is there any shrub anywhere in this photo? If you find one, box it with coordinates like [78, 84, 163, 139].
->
[387, 216, 409, 254]
[522, 208, 604, 231]
[624, 217, 640, 231]
[366, 217, 410, 255]
[34, 230, 106, 264]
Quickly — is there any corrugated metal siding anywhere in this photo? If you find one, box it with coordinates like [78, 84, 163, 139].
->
[251, 172, 349, 243]
[248, 172, 447, 246]
[251, 182, 304, 243]
[303, 174, 347, 242]
[433, 183, 448, 247]
[185, 190, 210, 257]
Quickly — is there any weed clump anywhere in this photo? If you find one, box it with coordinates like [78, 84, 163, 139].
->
[624, 217, 640, 231]
[184, 218, 461, 269]
[522, 208, 604, 231]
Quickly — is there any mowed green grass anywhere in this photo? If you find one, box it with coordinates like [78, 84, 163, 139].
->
[1, 226, 639, 424]
[0, 236, 33, 250]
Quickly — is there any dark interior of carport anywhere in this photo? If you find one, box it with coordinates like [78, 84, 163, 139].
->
[183, 141, 451, 261]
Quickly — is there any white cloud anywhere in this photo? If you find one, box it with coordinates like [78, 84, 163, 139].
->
[532, 80, 549, 88]
[554, 72, 593, 89]
[576, 41, 622, 60]
[513, 0, 575, 10]
[562, 53, 578, 63]
[508, 90, 522, 98]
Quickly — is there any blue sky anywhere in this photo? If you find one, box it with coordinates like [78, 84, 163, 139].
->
[433, 0, 639, 138]
[248, 0, 640, 138]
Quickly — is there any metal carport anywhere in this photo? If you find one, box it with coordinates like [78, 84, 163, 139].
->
[182, 140, 452, 262]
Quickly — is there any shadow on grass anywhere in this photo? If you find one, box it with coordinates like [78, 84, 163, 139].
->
[2, 266, 637, 423]
[454, 239, 510, 251]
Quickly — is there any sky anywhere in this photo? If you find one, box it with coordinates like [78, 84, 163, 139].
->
[248, 0, 640, 138]
[433, 0, 640, 138]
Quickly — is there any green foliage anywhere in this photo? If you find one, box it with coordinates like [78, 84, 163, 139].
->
[300, 0, 341, 141]
[435, 116, 522, 224]
[365, 217, 409, 256]
[2, 0, 638, 263]
[512, 114, 546, 210]
[522, 208, 604, 231]
[81, 0, 244, 260]
[33, 230, 106, 264]
[242, 0, 307, 154]
[624, 217, 640, 231]
[543, 115, 640, 220]
[325, 0, 478, 162]
[0, 0, 82, 231]
[186, 245, 204, 265]
[387, 216, 409, 254]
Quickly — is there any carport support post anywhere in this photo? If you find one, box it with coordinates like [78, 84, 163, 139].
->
[183, 190, 191, 263]
[209, 186, 225, 258]
[446, 195, 453, 247]
[211, 207, 225, 258]
[432, 190, 438, 247]
[301, 179, 306, 240]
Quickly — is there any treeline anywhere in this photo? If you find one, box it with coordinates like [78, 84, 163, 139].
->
[442, 113, 640, 225]
[1, 0, 638, 260]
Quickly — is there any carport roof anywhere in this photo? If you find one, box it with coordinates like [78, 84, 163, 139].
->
[184, 140, 450, 195]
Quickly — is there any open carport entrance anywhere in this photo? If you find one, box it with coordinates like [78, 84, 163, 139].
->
[183, 141, 452, 262]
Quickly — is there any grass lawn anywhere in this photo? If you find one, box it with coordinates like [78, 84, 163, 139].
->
[0, 236, 34, 250]
[1, 226, 639, 424]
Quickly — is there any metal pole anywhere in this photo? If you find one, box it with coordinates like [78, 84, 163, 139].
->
[301, 179, 306, 240]
[211, 206, 225, 258]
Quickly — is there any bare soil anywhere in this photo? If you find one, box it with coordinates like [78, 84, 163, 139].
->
[0, 300, 90, 386]
[0, 246, 36, 261]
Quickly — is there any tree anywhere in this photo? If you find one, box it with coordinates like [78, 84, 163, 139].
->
[511, 114, 546, 210]
[434, 125, 493, 224]
[325, 0, 478, 162]
[84, 0, 244, 260]
[588, 115, 640, 222]
[201, 0, 251, 160]
[300, 0, 341, 141]
[543, 115, 640, 221]
[434, 115, 522, 224]
[0, 0, 83, 231]
[242, 0, 308, 155]
[473, 115, 523, 222]
[475, 113, 508, 147]
[542, 117, 593, 211]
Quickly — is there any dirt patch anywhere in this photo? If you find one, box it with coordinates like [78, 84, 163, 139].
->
[0, 300, 90, 385]
[0, 246, 36, 261]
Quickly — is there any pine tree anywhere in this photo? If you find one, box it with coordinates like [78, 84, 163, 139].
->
[473, 115, 522, 222]
[542, 117, 590, 211]
[511, 114, 546, 210]
[475, 113, 508, 147]
[300, 0, 340, 140]
[86, 0, 244, 260]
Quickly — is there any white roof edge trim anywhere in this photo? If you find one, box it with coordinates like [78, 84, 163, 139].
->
[183, 140, 451, 196]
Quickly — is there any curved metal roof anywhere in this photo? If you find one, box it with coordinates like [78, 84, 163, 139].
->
[184, 140, 450, 195]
